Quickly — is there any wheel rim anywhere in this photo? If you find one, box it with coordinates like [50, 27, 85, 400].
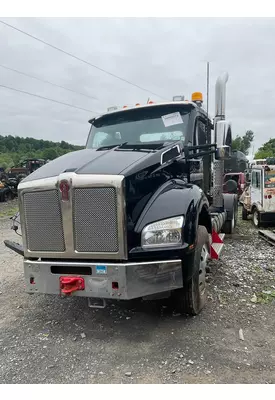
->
[231, 210, 235, 230]
[253, 211, 258, 226]
[199, 244, 208, 297]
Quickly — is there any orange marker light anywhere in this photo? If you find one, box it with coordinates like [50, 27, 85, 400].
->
[123, 105, 128, 108]
[148, 101, 154, 104]
[136, 103, 140, 106]
[191, 92, 203, 102]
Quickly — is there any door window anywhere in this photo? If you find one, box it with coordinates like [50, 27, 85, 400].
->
[198, 120, 207, 145]
[251, 171, 261, 188]
[193, 119, 206, 146]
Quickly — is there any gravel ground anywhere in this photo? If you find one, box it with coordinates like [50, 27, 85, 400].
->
[0, 200, 275, 384]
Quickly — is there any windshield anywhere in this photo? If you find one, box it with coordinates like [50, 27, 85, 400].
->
[86, 105, 191, 149]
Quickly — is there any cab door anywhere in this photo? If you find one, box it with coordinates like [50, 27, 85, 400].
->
[263, 169, 275, 212]
[251, 169, 262, 207]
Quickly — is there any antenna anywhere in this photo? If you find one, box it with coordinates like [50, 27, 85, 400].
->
[206, 61, 210, 141]
[206, 61, 209, 120]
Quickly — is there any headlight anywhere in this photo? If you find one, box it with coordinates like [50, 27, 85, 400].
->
[141, 216, 184, 249]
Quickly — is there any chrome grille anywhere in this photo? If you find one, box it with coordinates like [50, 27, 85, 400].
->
[23, 190, 65, 252]
[73, 187, 119, 253]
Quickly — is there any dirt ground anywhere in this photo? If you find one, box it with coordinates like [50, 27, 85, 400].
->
[0, 200, 275, 384]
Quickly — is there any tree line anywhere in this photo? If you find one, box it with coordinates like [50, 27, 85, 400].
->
[254, 138, 275, 159]
[1, 131, 274, 170]
[232, 130, 275, 159]
[0, 135, 84, 170]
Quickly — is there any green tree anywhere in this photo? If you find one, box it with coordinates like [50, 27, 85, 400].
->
[255, 138, 275, 159]
[232, 130, 254, 155]
[42, 148, 59, 160]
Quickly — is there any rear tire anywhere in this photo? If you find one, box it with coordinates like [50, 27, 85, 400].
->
[222, 204, 237, 234]
[172, 226, 210, 316]
[222, 194, 238, 234]
[252, 208, 261, 228]
[242, 206, 248, 220]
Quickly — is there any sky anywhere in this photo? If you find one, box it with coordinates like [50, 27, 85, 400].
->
[0, 17, 275, 156]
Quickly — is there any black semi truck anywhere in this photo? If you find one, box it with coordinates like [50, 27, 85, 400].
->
[224, 150, 248, 173]
[5, 72, 237, 316]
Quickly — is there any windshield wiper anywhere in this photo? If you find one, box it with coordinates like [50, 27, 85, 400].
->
[96, 143, 123, 151]
[115, 142, 165, 152]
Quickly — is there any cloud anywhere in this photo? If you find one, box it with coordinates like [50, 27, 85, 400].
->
[0, 17, 274, 150]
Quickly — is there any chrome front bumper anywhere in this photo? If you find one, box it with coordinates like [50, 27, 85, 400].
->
[23, 259, 183, 300]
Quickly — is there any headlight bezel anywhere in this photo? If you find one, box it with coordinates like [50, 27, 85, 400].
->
[141, 215, 184, 250]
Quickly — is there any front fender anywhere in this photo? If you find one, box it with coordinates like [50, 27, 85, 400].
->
[135, 180, 210, 246]
[252, 202, 264, 212]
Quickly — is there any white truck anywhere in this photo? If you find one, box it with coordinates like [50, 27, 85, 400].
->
[242, 163, 275, 227]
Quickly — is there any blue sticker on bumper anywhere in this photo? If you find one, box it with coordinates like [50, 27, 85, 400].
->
[96, 265, 107, 275]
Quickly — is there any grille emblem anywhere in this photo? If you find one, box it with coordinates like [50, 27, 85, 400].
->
[59, 180, 70, 201]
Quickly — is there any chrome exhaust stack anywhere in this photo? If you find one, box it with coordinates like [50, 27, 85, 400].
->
[212, 72, 232, 210]
[215, 72, 229, 121]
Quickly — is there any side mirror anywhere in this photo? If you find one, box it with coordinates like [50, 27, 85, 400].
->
[215, 145, 231, 160]
[215, 120, 232, 147]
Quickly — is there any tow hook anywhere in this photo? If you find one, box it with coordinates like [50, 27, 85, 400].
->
[59, 276, 85, 295]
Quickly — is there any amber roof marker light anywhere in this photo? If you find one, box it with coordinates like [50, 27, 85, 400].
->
[192, 92, 203, 107]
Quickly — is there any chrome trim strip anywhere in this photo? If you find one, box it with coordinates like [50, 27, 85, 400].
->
[18, 174, 128, 260]
[59, 173, 74, 254]
[24, 259, 181, 267]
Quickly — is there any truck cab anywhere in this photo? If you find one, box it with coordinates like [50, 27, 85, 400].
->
[242, 164, 275, 226]
[4, 73, 237, 316]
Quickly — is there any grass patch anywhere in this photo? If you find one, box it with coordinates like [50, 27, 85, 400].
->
[0, 206, 19, 218]
[255, 289, 275, 304]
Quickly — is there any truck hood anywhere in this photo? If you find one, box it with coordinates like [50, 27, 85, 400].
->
[21, 143, 176, 183]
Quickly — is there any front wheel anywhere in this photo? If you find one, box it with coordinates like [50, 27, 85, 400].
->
[172, 225, 210, 316]
[252, 208, 261, 228]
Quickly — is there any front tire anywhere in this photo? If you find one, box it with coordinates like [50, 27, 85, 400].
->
[252, 208, 261, 228]
[173, 226, 210, 316]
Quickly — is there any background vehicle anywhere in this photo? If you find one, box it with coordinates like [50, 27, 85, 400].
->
[5, 73, 237, 316]
[224, 150, 248, 173]
[250, 158, 266, 167]
[0, 180, 15, 202]
[7, 158, 46, 178]
[223, 172, 246, 198]
[4, 158, 46, 196]
[242, 164, 275, 227]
